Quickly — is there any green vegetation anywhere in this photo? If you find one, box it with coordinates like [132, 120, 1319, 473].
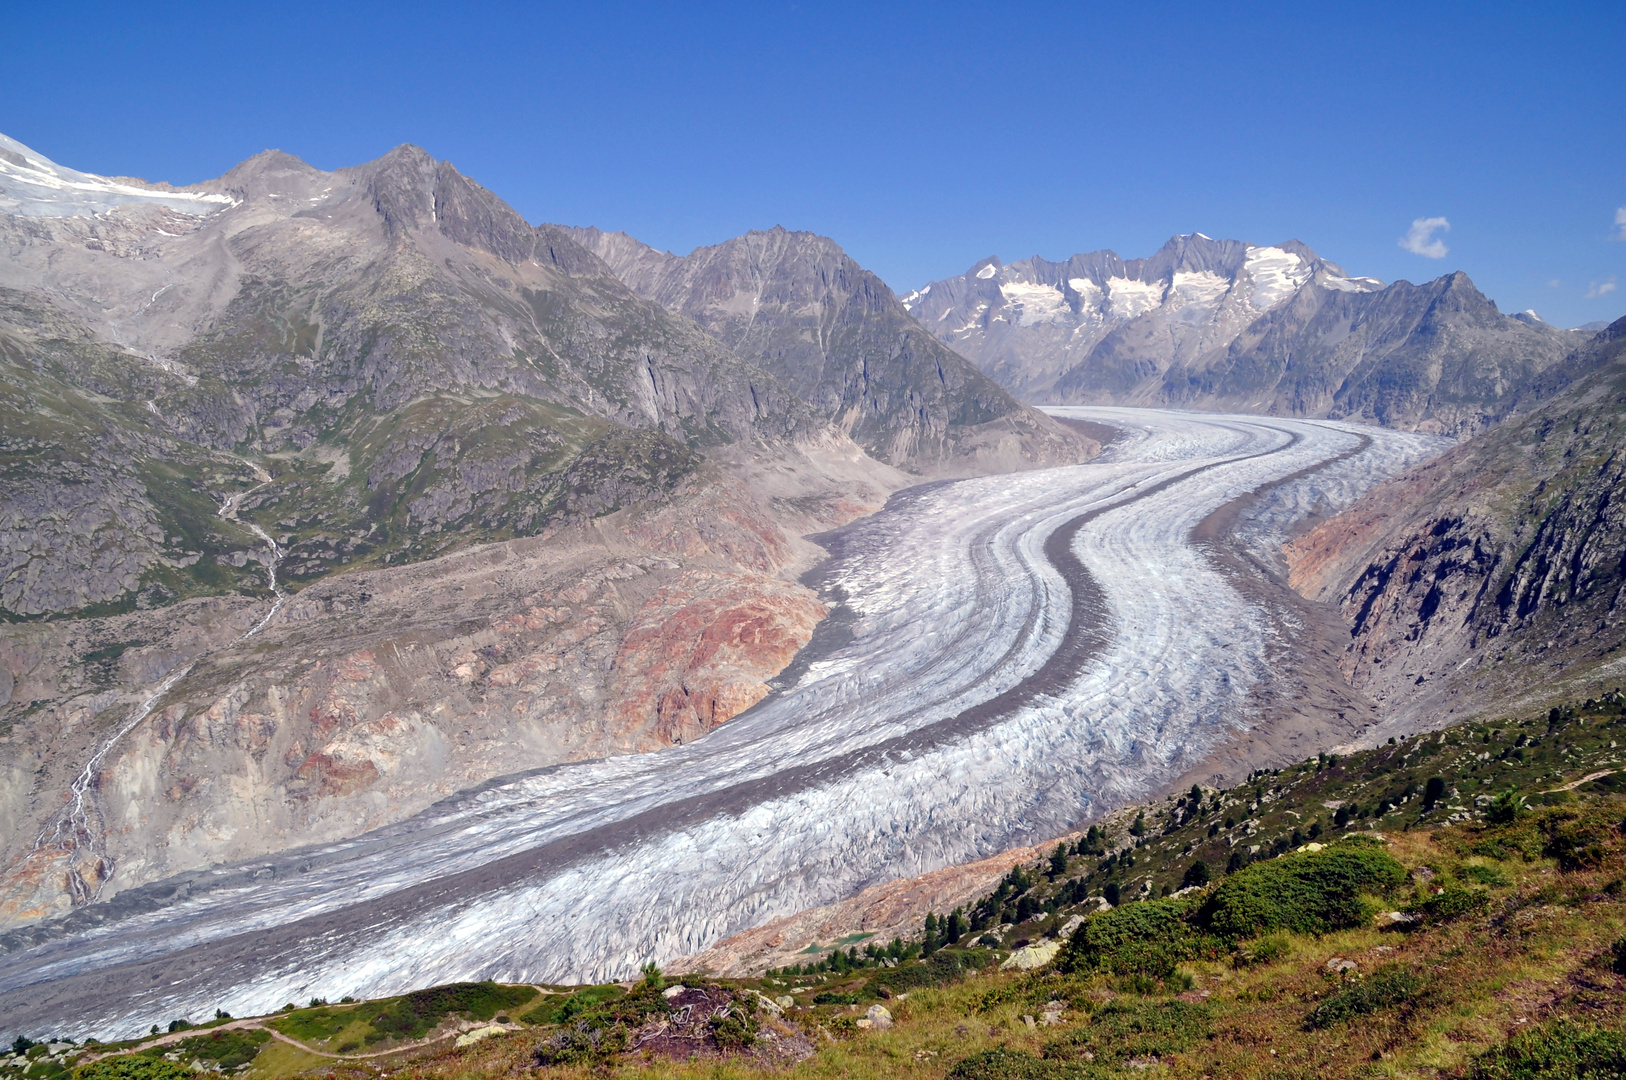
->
[20, 691, 1626, 1080]
[1304, 964, 1429, 1028]
[268, 981, 536, 1050]
[72, 1061, 193, 1080]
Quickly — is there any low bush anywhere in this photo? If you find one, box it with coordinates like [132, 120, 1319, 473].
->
[1406, 884, 1491, 925]
[945, 1047, 1103, 1079]
[1053, 896, 1214, 978]
[868, 948, 989, 992]
[812, 991, 862, 1006]
[1541, 808, 1621, 871]
[520, 984, 623, 1026]
[1305, 965, 1428, 1029]
[1042, 999, 1211, 1067]
[367, 981, 536, 1041]
[153, 1029, 270, 1071]
[72, 1060, 193, 1080]
[1196, 842, 1406, 940]
[1468, 1019, 1626, 1078]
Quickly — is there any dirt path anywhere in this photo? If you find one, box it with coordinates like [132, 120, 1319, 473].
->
[1542, 768, 1619, 793]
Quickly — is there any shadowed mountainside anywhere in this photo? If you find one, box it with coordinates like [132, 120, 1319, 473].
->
[1286, 316, 1626, 733]
[568, 225, 1092, 475]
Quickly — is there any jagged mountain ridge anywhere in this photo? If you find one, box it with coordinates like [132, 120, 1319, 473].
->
[1285, 315, 1626, 732]
[566, 225, 1088, 474]
[907, 234, 1574, 433]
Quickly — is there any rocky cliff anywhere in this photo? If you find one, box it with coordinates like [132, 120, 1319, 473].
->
[906, 234, 1575, 434]
[567, 226, 1093, 475]
[1285, 316, 1626, 734]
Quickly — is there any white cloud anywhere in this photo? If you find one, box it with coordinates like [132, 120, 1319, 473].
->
[1399, 216, 1450, 258]
[1547, 279, 1563, 288]
[1585, 276, 1618, 299]
[1614, 206, 1626, 241]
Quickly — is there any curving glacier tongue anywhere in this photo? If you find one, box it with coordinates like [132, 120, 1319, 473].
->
[0, 409, 1449, 1039]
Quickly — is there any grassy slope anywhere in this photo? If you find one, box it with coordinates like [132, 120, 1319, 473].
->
[14, 691, 1626, 1080]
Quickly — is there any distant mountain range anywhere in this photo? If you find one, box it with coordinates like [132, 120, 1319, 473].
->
[905, 234, 1587, 434]
[565, 225, 1077, 473]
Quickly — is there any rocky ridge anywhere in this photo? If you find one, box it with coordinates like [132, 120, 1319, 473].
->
[1285, 316, 1626, 734]
[906, 234, 1575, 434]
[567, 225, 1091, 475]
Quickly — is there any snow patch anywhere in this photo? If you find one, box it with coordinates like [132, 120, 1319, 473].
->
[975, 263, 998, 280]
[1106, 276, 1167, 319]
[1167, 270, 1230, 321]
[1320, 274, 1383, 293]
[1243, 246, 1310, 310]
[999, 280, 1070, 326]
[0, 132, 235, 219]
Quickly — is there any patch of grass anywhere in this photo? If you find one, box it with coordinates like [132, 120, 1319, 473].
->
[1043, 998, 1213, 1066]
[1306, 964, 1429, 1028]
[1469, 1019, 1626, 1078]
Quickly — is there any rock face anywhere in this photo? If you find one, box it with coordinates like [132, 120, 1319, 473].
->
[905, 234, 1574, 433]
[1285, 317, 1626, 733]
[567, 226, 1094, 474]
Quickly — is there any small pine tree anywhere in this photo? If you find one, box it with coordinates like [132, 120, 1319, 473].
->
[1050, 843, 1070, 879]
[1182, 860, 1211, 889]
[922, 912, 940, 956]
[1103, 881, 1121, 906]
[1423, 776, 1446, 812]
[1130, 812, 1147, 837]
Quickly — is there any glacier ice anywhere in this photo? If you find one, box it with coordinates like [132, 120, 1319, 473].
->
[0, 409, 1448, 1040]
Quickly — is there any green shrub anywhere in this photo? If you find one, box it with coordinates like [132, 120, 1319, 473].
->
[812, 991, 862, 1006]
[520, 982, 621, 1027]
[1305, 965, 1428, 1029]
[1406, 884, 1491, 925]
[868, 948, 987, 992]
[1197, 843, 1406, 940]
[159, 1029, 271, 1071]
[1462, 862, 1512, 887]
[73, 1059, 194, 1080]
[1042, 999, 1211, 1066]
[358, 981, 535, 1042]
[1611, 938, 1626, 977]
[946, 1047, 1102, 1079]
[1541, 808, 1620, 871]
[520, 984, 623, 1026]
[1469, 1019, 1626, 1078]
[1053, 896, 1214, 978]
[1233, 934, 1291, 967]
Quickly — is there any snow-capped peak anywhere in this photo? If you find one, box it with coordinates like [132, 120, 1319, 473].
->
[0, 132, 236, 218]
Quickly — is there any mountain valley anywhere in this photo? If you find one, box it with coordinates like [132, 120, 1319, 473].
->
[1, 131, 1624, 1073]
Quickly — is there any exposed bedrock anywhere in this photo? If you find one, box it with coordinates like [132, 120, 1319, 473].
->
[1285, 317, 1626, 735]
[0, 470, 852, 932]
[0, 409, 1445, 1040]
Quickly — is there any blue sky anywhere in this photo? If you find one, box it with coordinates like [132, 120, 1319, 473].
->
[6, 1, 1623, 327]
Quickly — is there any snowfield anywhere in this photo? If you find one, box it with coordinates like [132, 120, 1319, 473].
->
[0, 409, 1448, 1040]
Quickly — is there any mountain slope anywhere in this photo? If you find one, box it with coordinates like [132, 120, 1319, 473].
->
[908, 235, 1573, 433]
[0, 135, 909, 929]
[567, 225, 1093, 474]
[1285, 316, 1626, 732]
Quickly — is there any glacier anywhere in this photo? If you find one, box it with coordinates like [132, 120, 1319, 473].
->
[0, 408, 1448, 1039]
